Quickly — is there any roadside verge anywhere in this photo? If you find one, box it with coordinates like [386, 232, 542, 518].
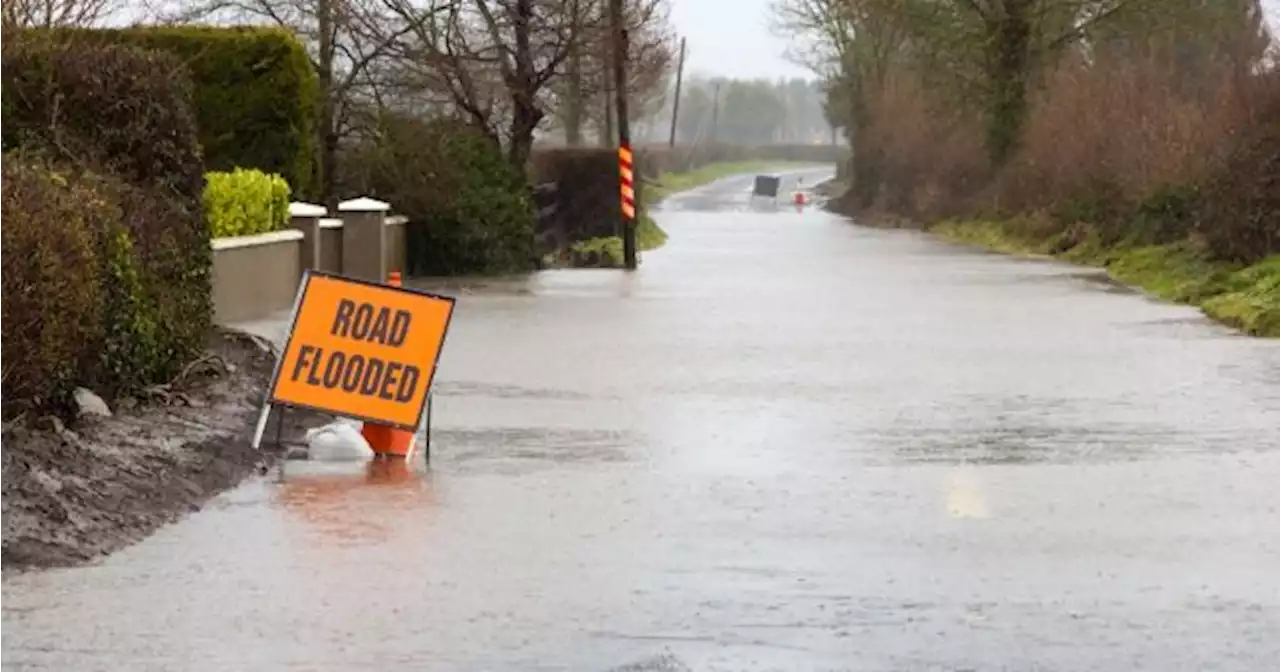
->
[932, 219, 1280, 337]
[1, 330, 329, 572]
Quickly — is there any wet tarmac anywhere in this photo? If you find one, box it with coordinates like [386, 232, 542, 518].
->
[5, 168, 1280, 671]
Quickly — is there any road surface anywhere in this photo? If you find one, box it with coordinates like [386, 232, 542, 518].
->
[5, 168, 1280, 671]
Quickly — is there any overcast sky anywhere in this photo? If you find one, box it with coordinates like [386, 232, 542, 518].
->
[670, 0, 808, 80]
[673, 0, 1280, 81]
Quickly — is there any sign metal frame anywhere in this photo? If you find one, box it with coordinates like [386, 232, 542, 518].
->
[250, 269, 456, 449]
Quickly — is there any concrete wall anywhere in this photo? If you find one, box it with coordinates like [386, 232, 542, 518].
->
[210, 202, 404, 325]
[211, 230, 305, 324]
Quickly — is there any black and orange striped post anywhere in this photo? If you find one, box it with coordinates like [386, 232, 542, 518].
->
[619, 142, 637, 269]
[611, 0, 637, 271]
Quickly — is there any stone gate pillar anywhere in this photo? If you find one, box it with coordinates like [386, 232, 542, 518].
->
[289, 201, 327, 271]
[338, 196, 391, 283]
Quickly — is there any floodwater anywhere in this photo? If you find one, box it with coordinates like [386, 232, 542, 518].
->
[5, 168, 1280, 671]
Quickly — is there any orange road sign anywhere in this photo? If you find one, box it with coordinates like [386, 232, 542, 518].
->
[266, 271, 455, 432]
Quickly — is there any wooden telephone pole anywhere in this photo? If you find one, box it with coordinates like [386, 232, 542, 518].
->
[610, 0, 637, 270]
[710, 81, 722, 143]
[668, 37, 686, 148]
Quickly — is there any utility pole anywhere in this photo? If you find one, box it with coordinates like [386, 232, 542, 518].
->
[668, 36, 686, 148]
[610, 0, 637, 270]
[602, 74, 614, 146]
[710, 81, 722, 144]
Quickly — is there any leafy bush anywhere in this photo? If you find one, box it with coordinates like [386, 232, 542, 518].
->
[204, 168, 291, 238]
[1131, 183, 1202, 246]
[20, 26, 319, 199]
[343, 115, 534, 275]
[1, 155, 107, 415]
[2, 37, 212, 415]
[2, 35, 205, 208]
[95, 189, 210, 402]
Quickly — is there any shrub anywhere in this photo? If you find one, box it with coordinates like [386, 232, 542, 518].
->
[530, 147, 624, 246]
[2, 35, 205, 208]
[848, 68, 987, 219]
[1, 153, 214, 417]
[1, 155, 107, 416]
[20, 26, 319, 199]
[993, 54, 1250, 228]
[343, 115, 534, 275]
[204, 168, 292, 238]
[2, 37, 212, 413]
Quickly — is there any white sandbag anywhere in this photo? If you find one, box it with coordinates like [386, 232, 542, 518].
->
[304, 420, 374, 461]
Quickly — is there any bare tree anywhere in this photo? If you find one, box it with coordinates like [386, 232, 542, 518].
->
[164, 0, 455, 204]
[774, 0, 1156, 164]
[552, 0, 673, 145]
[2, 0, 120, 27]
[380, 0, 599, 167]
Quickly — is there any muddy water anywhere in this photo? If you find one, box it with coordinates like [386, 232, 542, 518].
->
[5, 168, 1280, 671]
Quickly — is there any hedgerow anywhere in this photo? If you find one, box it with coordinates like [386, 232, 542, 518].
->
[2, 37, 211, 416]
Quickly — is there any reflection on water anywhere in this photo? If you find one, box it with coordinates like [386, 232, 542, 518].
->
[946, 468, 991, 519]
[276, 458, 435, 547]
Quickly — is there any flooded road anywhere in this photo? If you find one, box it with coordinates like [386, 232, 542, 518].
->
[5, 168, 1280, 671]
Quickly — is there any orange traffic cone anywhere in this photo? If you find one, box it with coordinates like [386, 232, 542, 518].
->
[361, 270, 416, 458]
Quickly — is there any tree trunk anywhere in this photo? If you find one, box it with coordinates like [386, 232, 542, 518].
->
[507, 0, 543, 170]
[985, 0, 1032, 167]
[509, 99, 541, 169]
[563, 2, 584, 146]
[317, 0, 337, 207]
[564, 44, 584, 145]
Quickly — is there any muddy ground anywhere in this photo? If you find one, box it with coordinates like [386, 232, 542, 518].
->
[1, 329, 331, 572]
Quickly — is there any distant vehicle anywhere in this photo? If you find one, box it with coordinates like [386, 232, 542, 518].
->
[752, 174, 781, 200]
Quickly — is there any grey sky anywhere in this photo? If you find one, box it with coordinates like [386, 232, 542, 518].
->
[670, 0, 809, 81]
[672, 0, 1280, 81]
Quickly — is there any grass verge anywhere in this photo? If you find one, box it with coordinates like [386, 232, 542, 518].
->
[932, 219, 1280, 337]
[557, 215, 668, 268]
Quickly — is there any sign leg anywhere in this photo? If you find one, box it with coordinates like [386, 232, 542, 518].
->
[424, 393, 433, 463]
[250, 403, 272, 450]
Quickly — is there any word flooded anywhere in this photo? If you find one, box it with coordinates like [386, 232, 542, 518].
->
[288, 299, 421, 401]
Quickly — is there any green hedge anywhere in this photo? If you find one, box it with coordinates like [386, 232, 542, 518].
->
[529, 148, 627, 245]
[2, 38, 211, 417]
[2, 35, 206, 207]
[30, 26, 319, 199]
[343, 115, 534, 275]
[204, 168, 291, 238]
[1, 156, 109, 413]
